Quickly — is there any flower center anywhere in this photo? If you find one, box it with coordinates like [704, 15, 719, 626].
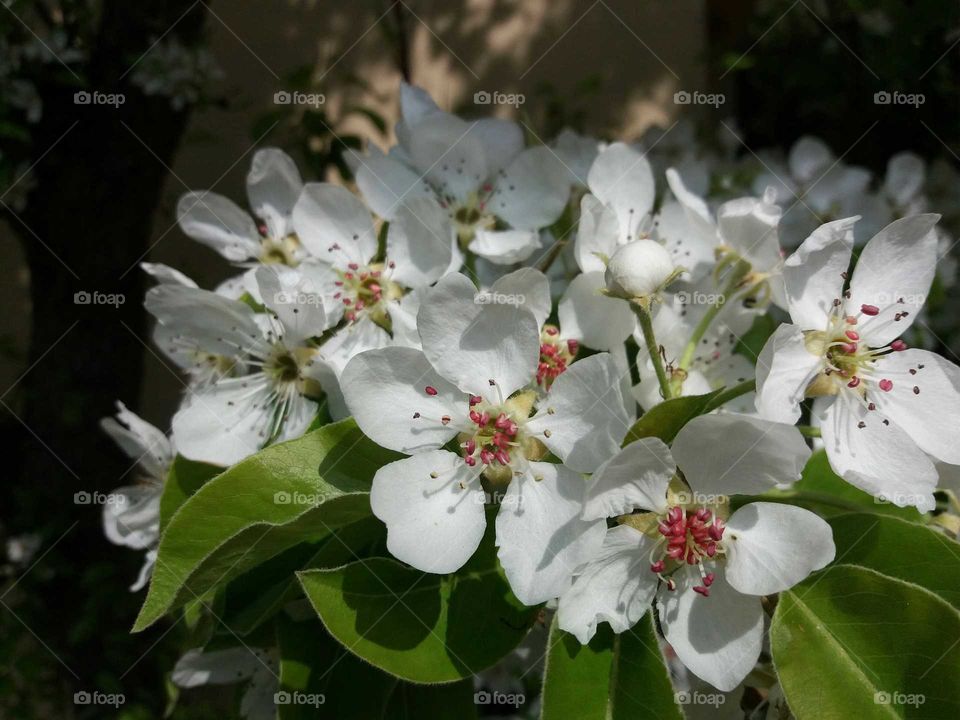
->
[804, 301, 908, 400]
[649, 505, 726, 597]
[257, 227, 300, 266]
[537, 325, 579, 388]
[440, 188, 497, 246]
[333, 263, 401, 326]
[264, 344, 320, 395]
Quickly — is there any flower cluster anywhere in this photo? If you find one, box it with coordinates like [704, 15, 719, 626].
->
[102, 82, 960, 698]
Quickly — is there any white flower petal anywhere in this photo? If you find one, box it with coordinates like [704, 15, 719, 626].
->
[489, 146, 570, 231]
[666, 168, 718, 254]
[587, 143, 655, 240]
[724, 502, 835, 595]
[341, 346, 467, 454]
[496, 462, 606, 605]
[177, 191, 260, 262]
[557, 525, 658, 644]
[672, 414, 810, 496]
[788, 136, 833, 183]
[658, 568, 763, 692]
[557, 271, 636, 351]
[387, 197, 454, 287]
[246, 148, 302, 238]
[100, 401, 173, 479]
[470, 117, 524, 175]
[255, 265, 331, 345]
[468, 228, 541, 265]
[754, 323, 821, 425]
[526, 354, 630, 473]
[869, 349, 960, 465]
[655, 200, 716, 280]
[574, 193, 620, 273]
[716, 196, 783, 273]
[847, 214, 940, 346]
[490, 268, 551, 329]
[349, 145, 434, 220]
[172, 647, 270, 688]
[583, 438, 675, 519]
[292, 183, 378, 265]
[820, 393, 937, 512]
[405, 114, 486, 202]
[101, 484, 162, 550]
[418, 273, 540, 401]
[371, 450, 487, 574]
[141, 262, 198, 288]
[884, 152, 925, 207]
[784, 217, 856, 330]
[172, 376, 278, 466]
[130, 549, 157, 592]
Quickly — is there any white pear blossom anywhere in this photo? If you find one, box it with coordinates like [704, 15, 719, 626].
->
[558, 413, 831, 691]
[173, 647, 278, 720]
[348, 82, 570, 266]
[755, 213, 960, 511]
[147, 265, 333, 466]
[604, 238, 677, 301]
[100, 402, 174, 591]
[341, 272, 630, 604]
[177, 148, 307, 267]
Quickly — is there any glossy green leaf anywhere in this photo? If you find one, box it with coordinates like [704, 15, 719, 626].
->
[134, 419, 401, 632]
[828, 513, 960, 610]
[159, 454, 221, 532]
[772, 564, 960, 719]
[623, 391, 721, 446]
[297, 511, 538, 683]
[541, 613, 681, 720]
[276, 615, 477, 719]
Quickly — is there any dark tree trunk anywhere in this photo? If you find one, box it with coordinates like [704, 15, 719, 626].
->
[2, 0, 209, 711]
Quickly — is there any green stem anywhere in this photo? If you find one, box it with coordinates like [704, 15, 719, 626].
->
[462, 250, 478, 285]
[797, 425, 822, 438]
[677, 259, 751, 373]
[633, 304, 673, 401]
[703, 379, 756, 412]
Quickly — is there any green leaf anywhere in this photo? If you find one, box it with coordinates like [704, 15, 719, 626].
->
[159, 455, 221, 532]
[276, 615, 477, 719]
[623, 391, 721, 445]
[133, 419, 401, 632]
[828, 513, 960, 610]
[541, 613, 681, 720]
[297, 510, 539, 683]
[772, 564, 960, 719]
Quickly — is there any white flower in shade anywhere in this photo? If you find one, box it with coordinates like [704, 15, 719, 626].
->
[347, 82, 570, 265]
[173, 647, 278, 720]
[632, 281, 759, 411]
[289, 182, 454, 412]
[558, 143, 659, 350]
[147, 265, 333, 466]
[667, 168, 787, 309]
[341, 272, 630, 604]
[141, 262, 249, 388]
[550, 128, 601, 189]
[558, 413, 831, 691]
[755, 213, 960, 512]
[177, 148, 307, 266]
[604, 239, 677, 301]
[100, 402, 174, 591]
[752, 136, 873, 247]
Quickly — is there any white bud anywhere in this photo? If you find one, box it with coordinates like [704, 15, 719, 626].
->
[604, 239, 676, 299]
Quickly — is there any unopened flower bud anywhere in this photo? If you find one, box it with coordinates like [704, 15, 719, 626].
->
[604, 240, 676, 302]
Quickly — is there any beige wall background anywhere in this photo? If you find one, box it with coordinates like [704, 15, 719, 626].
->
[1, 0, 707, 426]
